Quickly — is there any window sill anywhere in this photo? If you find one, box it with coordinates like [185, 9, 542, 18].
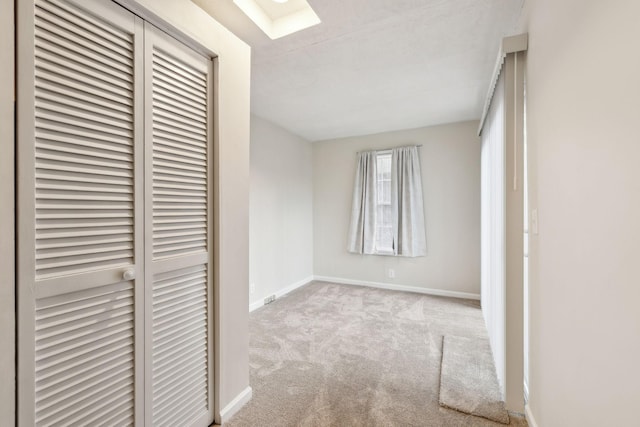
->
[374, 249, 395, 256]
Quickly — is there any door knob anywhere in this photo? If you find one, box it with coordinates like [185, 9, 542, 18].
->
[122, 269, 136, 281]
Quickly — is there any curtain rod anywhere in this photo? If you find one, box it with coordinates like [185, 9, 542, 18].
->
[357, 144, 422, 154]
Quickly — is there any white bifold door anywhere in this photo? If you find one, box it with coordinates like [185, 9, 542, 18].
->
[17, 0, 214, 425]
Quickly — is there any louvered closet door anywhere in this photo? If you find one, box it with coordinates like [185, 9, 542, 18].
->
[143, 25, 214, 427]
[17, 0, 144, 425]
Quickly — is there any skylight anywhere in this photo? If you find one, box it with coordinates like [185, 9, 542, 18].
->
[233, 0, 321, 39]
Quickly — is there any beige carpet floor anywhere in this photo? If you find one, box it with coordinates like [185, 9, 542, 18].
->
[224, 281, 527, 427]
[439, 335, 510, 424]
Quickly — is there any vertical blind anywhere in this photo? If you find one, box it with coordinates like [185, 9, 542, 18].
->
[481, 72, 506, 396]
[478, 34, 528, 411]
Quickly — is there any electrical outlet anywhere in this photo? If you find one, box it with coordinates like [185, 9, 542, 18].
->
[387, 269, 395, 279]
[264, 294, 276, 305]
[250, 283, 255, 294]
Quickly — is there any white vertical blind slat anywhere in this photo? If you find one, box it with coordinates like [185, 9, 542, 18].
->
[480, 72, 507, 397]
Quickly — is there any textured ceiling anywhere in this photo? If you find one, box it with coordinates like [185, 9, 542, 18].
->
[193, 0, 524, 141]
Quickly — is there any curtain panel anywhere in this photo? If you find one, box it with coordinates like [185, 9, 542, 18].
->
[391, 146, 426, 256]
[347, 151, 378, 254]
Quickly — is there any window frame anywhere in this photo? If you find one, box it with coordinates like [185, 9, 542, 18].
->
[374, 150, 394, 256]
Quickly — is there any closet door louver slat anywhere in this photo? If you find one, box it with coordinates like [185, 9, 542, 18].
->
[151, 46, 208, 262]
[34, 283, 135, 426]
[151, 267, 209, 427]
[34, 1, 136, 279]
[19, 0, 144, 425]
[145, 25, 214, 427]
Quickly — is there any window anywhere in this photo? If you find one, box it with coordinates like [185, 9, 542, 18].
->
[375, 152, 393, 254]
[347, 146, 426, 257]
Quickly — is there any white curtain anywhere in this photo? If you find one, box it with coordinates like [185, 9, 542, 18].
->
[347, 151, 377, 254]
[391, 146, 426, 256]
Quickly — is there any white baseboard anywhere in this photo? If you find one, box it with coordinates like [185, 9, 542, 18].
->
[217, 386, 252, 424]
[248, 299, 263, 312]
[248, 275, 314, 312]
[313, 276, 480, 300]
[249, 275, 479, 312]
[276, 275, 314, 299]
[525, 404, 539, 427]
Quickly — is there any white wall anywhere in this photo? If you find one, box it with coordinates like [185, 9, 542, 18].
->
[520, 0, 640, 425]
[4, 0, 252, 422]
[313, 121, 481, 297]
[250, 115, 314, 308]
[0, 0, 14, 424]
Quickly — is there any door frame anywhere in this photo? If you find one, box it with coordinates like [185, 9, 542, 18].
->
[0, 0, 15, 424]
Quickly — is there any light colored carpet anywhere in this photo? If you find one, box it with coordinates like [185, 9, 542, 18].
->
[439, 335, 510, 424]
[224, 281, 527, 427]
